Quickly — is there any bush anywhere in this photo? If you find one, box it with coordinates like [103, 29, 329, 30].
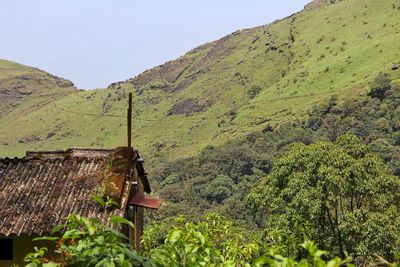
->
[247, 85, 262, 99]
[368, 73, 392, 100]
[143, 213, 353, 267]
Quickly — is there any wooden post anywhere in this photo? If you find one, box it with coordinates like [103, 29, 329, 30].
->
[132, 168, 145, 250]
[126, 92, 145, 250]
[127, 92, 135, 248]
[127, 93, 133, 178]
[134, 206, 144, 250]
[127, 93, 132, 150]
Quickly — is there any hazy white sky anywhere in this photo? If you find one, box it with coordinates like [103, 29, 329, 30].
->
[0, 0, 310, 89]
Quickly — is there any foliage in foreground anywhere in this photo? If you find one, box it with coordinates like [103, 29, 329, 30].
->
[24, 211, 356, 267]
[143, 213, 353, 267]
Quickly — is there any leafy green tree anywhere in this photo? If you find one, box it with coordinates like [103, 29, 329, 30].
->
[246, 134, 400, 262]
[369, 138, 400, 176]
[201, 175, 234, 204]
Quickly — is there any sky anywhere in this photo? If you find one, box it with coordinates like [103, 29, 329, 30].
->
[0, 0, 311, 89]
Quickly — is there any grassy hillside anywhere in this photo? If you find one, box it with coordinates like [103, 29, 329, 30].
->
[1, 0, 400, 161]
[0, 59, 77, 115]
[0, 59, 78, 150]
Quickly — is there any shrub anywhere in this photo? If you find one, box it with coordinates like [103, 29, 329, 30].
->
[368, 73, 392, 100]
[143, 213, 353, 267]
[247, 85, 262, 99]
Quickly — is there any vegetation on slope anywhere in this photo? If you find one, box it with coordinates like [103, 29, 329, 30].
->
[148, 73, 400, 229]
[1, 0, 400, 161]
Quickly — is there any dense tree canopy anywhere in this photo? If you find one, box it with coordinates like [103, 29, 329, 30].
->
[246, 134, 400, 262]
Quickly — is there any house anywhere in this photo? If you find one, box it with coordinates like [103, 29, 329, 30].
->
[0, 147, 162, 267]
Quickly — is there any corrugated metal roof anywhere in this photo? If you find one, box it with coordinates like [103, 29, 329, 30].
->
[0, 147, 134, 236]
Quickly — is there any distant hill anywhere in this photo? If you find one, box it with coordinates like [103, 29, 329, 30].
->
[1, 0, 399, 161]
[0, 59, 76, 116]
[0, 59, 78, 150]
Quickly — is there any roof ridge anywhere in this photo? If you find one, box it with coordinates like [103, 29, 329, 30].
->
[69, 147, 115, 151]
[1, 147, 138, 162]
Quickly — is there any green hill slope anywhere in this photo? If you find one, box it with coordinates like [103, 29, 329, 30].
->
[0, 59, 77, 149]
[0, 59, 77, 115]
[1, 0, 399, 161]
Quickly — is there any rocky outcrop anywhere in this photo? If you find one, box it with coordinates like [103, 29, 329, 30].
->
[127, 29, 242, 96]
[129, 57, 191, 90]
[167, 98, 212, 116]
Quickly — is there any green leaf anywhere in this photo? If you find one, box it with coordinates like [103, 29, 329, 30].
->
[167, 230, 182, 244]
[92, 195, 106, 208]
[51, 224, 65, 234]
[110, 215, 134, 228]
[63, 229, 85, 239]
[43, 262, 61, 267]
[33, 236, 59, 242]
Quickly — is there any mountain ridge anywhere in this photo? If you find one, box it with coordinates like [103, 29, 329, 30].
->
[114, 0, 335, 89]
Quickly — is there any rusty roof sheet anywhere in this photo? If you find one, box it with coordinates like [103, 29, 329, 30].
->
[130, 195, 163, 210]
[0, 147, 134, 236]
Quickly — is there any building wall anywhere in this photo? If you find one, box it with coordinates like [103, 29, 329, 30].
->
[0, 235, 55, 267]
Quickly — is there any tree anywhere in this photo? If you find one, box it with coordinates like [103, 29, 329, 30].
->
[201, 175, 234, 204]
[368, 73, 392, 100]
[246, 134, 400, 263]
